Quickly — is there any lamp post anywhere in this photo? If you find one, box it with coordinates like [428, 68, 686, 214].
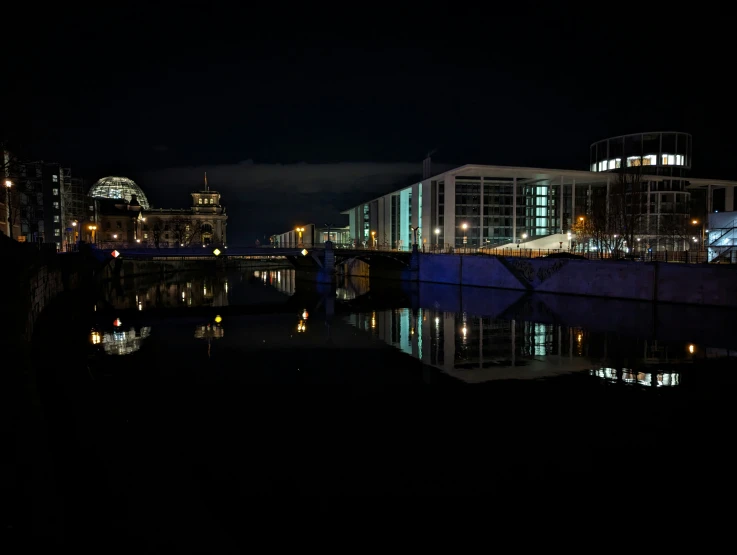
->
[461, 222, 468, 249]
[296, 226, 305, 247]
[88, 224, 97, 245]
[411, 226, 420, 247]
[4, 180, 13, 240]
[692, 219, 705, 252]
[434, 227, 440, 251]
[371, 230, 376, 248]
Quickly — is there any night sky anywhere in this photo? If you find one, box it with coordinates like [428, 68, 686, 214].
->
[3, 6, 732, 245]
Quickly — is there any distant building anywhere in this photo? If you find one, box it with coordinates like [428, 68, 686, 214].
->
[271, 224, 350, 248]
[92, 175, 227, 248]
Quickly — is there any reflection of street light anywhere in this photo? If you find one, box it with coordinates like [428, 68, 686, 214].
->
[4, 180, 13, 239]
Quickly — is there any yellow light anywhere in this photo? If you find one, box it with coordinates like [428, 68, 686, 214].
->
[688, 344, 695, 354]
[213, 248, 221, 256]
[461, 223, 468, 230]
[692, 220, 698, 225]
[577, 334, 582, 343]
[579, 216, 584, 222]
[214, 315, 222, 324]
[90, 331, 101, 344]
[301, 248, 308, 256]
[462, 326, 467, 336]
[302, 310, 309, 320]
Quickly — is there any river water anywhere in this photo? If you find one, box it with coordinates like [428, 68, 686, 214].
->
[22, 266, 737, 548]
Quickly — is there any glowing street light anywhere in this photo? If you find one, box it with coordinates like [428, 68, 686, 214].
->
[371, 230, 376, 247]
[461, 222, 468, 246]
[296, 226, 305, 246]
[4, 180, 13, 239]
[522, 233, 528, 239]
[434, 227, 440, 249]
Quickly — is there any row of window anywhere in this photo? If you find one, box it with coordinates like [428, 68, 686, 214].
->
[592, 154, 686, 172]
[198, 198, 217, 204]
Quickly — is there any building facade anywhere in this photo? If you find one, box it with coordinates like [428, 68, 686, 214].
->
[345, 133, 737, 252]
[272, 225, 350, 248]
[91, 176, 227, 248]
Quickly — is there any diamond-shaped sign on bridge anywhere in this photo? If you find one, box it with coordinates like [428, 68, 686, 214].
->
[301, 249, 308, 256]
[213, 248, 221, 256]
[112, 250, 120, 258]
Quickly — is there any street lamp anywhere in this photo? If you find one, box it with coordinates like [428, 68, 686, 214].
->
[434, 227, 440, 250]
[4, 180, 13, 240]
[296, 226, 305, 247]
[522, 233, 528, 240]
[691, 219, 705, 250]
[371, 230, 376, 248]
[88, 224, 97, 245]
[461, 222, 468, 247]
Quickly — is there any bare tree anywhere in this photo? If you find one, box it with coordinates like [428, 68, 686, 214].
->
[584, 169, 646, 258]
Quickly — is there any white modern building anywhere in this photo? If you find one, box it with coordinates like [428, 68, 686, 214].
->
[344, 134, 737, 252]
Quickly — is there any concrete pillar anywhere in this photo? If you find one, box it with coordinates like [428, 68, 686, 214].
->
[316, 240, 335, 283]
[479, 177, 484, 247]
[571, 178, 576, 220]
[560, 175, 565, 232]
[444, 175, 456, 248]
[725, 186, 734, 213]
[512, 176, 518, 242]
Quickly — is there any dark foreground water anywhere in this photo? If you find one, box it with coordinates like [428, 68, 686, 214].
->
[9, 267, 737, 548]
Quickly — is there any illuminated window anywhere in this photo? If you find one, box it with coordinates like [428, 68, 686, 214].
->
[54, 215, 60, 222]
[52, 188, 59, 196]
[209, 198, 214, 204]
[643, 154, 657, 166]
[591, 163, 597, 172]
[676, 154, 683, 165]
[661, 154, 675, 165]
[53, 201, 60, 209]
[609, 158, 621, 170]
[54, 228, 61, 236]
[52, 175, 58, 183]
[627, 156, 641, 167]
[198, 198, 202, 204]
[598, 161, 606, 171]
[144, 232, 148, 239]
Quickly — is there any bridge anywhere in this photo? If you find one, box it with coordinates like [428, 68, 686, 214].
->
[93, 243, 416, 281]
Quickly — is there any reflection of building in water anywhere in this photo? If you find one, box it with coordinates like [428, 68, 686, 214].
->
[347, 309, 598, 383]
[255, 269, 296, 296]
[93, 326, 151, 355]
[194, 316, 225, 358]
[336, 276, 370, 300]
[590, 368, 680, 387]
[105, 274, 229, 310]
[347, 308, 705, 384]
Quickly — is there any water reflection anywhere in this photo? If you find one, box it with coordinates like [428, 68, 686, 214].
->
[194, 315, 225, 358]
[91, 324, 152, 356]
[347, 308, 702, 384]
[103, 267, 296, 310]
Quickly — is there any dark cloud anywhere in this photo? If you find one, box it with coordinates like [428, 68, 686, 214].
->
[140, 161, 452, 244]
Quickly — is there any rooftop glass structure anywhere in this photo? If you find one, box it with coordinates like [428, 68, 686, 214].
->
[89, 176, 151, 209]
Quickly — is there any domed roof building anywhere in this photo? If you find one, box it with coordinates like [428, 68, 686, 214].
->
[89, 176, 151, 209]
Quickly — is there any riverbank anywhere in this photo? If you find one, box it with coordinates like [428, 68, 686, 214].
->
[414, 253, 737, 307]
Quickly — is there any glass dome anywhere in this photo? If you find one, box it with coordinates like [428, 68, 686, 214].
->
[88, 176, 150, 209]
